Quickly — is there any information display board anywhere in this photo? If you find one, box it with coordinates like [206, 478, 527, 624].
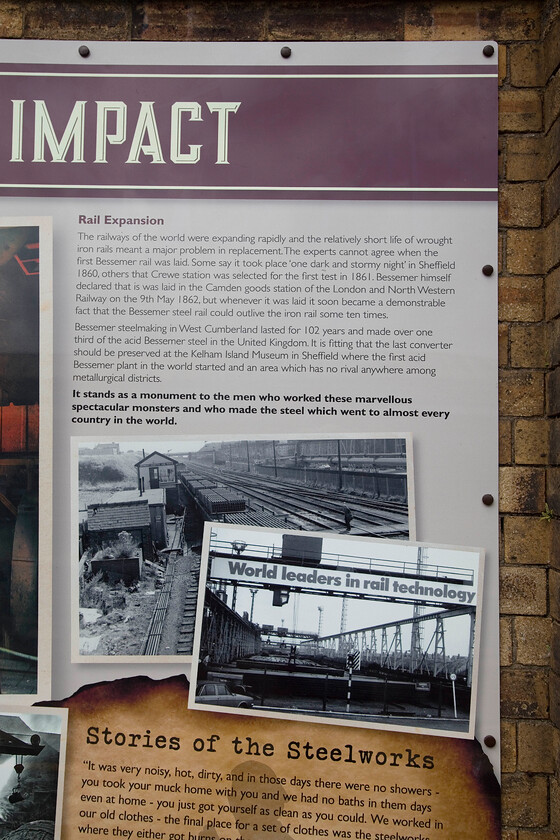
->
[0, 39, 499, 840]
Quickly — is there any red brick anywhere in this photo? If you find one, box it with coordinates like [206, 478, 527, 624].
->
[500, 718, 517, 772]
[499, 182, 542, 227]
[499, 370, 544, 416]
[503, 515, 552, 564]
[500, 566, 548, 614]
[546, 366, 560, 415]
[551, 520, 560, 571]
[514, 418, 549, 464]
[549, 317, 560, 366]
[499, 88, 542, 132]
[551, 776, 560, 838]
[551, 618, 560, 672]
[514, 616, 552, 664]
[500, 615, 513, 665]
[545, 114, 560, 176]
[545, 264, 560, 319]
[501, 668, 549, 719]
[506, 228, 544, 274]
[499, 275, 544, 322]
[506, 133, 546, 181]
[498, 322, 509, 366]
[0, 3, 23, 38]
[551, 568, 560, 623]
[499, 466, 545, 513]
[550, 419, 560, 466]
[404, 2, 541, 41]
[544, 68, 560, 132]
[270, 1, 404, 41]
[502, 771, 549, 827]
[498, 43, 507, 85]
[500, 418, 513, 464]
[544, 162, 560, 223]
[543, 14, 560, 80]
[135, 1, 267, 41]
[544, 211, 560, 271]
[498, 134, 506, 179]
[498, 230, 505, 274]
[518, 720, 556, 772]
[510, 323, 548, 368]
[551, 674, 560, 729]
[546, 468, 560, 522]
[510, 41, 543, 87]
[24, 1, 131, 39]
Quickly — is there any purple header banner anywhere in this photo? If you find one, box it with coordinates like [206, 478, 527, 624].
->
[0, 61, 498, 201]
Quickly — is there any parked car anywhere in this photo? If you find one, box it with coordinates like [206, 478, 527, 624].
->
[195, 681, 253, 708]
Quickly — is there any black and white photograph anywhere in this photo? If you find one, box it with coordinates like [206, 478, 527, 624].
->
[0, 707, 67, 840]
[189, 524, 483, 738]
[74, 434, 413, 660]
[0, 220, 52, 702]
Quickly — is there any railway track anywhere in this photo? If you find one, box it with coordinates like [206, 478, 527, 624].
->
[141, 549, 201, 657]
[141, 464, 409, 656]
[140, 509, 194, 656]
[177, 553, 200, 655]
[141, 555, 176, 655]
[181, 464, 409, 538]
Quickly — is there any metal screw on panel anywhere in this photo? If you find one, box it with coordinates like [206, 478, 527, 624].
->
[78, 45, 90, 58]
[483, 45, 495, 57]
[482, 494, 494, 506]
[280, 46, 292, 59]
[484, 735, 496, 748]
[482, 264, 494, 276]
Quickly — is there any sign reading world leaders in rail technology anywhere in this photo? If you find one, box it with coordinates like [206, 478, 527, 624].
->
[0, 38, 499, 812]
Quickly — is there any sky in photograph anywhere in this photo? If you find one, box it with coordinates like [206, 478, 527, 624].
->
[0, 711, 65, 736]
[78, 439, 206, 455]
[0, 712, 63, 817]
[77, 433, 407, 459]
[204, 525, 481, 657]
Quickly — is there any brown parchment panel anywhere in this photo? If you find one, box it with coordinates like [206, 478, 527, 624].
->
[53, 676, 500, 840]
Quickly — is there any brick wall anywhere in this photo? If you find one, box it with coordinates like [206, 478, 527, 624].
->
[2, 0, 558, 836]
[543, 6, 560, 838]
[499, 3, 559, 837]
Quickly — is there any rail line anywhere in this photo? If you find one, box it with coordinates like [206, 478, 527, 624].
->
[141, 560, 173, 655]
[141, 464, 409, 656]
[181, 464, 409, 538]
[141, 509, 187, 656]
